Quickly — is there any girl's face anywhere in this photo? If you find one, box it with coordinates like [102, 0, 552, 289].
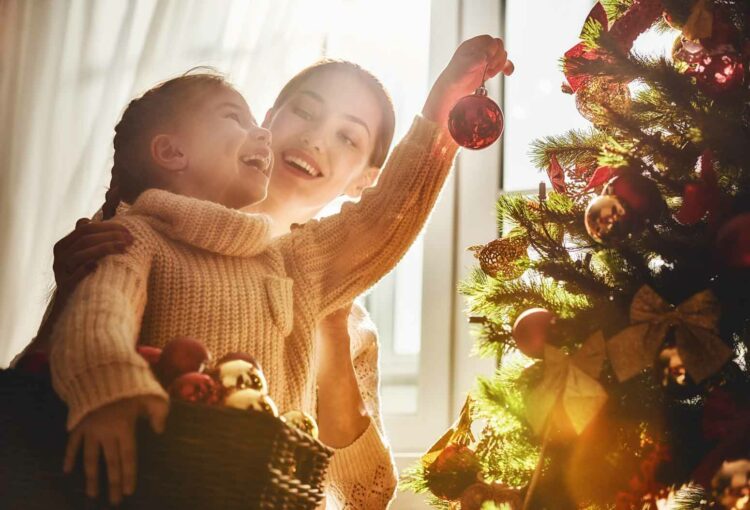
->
[173, 86, 273, 209]
[264, 69, 383, 213]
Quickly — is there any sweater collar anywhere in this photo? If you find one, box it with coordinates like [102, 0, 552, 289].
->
[127, 189, 271, 257]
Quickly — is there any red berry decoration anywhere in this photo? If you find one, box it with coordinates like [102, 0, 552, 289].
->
[715, 213, 750, 269]
[512, 308, 554, 359]
[156, 337, 211, 387]
[136, 345, 162, 366]
[169, 372, 222, 405]
[425, 444, 482, 501]
[448, 86, 504, 150]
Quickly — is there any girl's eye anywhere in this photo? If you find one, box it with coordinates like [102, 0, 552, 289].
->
[226, 112, 241, 123]
[293, 107, 313, 121]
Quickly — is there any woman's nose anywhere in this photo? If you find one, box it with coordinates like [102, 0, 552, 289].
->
[253, 126, 272, 145]
[301, 133, 321, 152]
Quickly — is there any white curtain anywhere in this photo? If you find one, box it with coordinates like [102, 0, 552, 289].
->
[0, 0, 333, 365]
[0, 0, 433, 370]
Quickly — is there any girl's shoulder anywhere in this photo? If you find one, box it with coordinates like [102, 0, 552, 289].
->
[110, 213, 167, 252]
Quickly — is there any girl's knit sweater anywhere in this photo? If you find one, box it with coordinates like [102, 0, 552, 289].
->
[50, 115, 457, 497]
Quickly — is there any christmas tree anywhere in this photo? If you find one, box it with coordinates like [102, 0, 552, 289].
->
[403, 0, 750, 508]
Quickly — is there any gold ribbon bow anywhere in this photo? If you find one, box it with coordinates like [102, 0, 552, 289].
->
[525, 331, 608, 436]
[607, 285, 732, 383]
[421, 395, 475, 467]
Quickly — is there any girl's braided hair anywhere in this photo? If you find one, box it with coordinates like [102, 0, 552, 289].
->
[102, 71, 231, 219]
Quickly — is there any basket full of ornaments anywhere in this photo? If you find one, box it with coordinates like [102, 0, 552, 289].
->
[0, 337, 332, 510]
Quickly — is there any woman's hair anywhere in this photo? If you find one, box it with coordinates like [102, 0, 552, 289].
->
[270, 60, 396, 168]
[101, 70, 232, 220]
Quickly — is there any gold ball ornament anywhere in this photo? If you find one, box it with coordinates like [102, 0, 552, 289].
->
[657, 347, 687, 387]
[511, 308, 555, 359]
[712, 459, 750, 510]
[575, 76, 631, 125]
[584, 194, 634, 244]
[224, 388, 279, 416]
[281, 410, 319, 439]
[468, 236, 528, 279]
[212, 359, 268, 394]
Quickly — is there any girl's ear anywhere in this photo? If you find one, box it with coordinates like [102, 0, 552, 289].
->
[344, 166, 380, 198]
[151, 134, 188, 172]
[262, 108, 275, 129]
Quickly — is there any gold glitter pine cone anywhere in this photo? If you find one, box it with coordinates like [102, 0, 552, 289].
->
[469, 236, 529, 279]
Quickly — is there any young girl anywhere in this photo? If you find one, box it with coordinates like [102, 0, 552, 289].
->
[44, 36, 513, 506]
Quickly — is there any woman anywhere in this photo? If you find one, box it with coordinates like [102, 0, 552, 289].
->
[18, 36, 513, 509]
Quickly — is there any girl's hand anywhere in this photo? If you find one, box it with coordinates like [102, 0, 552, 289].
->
[53, 218, 134, 303]
[422, 35, 514, 128]
[63, 395, 168, 506]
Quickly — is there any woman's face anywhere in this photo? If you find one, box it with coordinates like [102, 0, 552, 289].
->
[264, 69, 383, 214]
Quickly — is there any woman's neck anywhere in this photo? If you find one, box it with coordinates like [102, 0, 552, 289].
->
[243, 195, 322, 238]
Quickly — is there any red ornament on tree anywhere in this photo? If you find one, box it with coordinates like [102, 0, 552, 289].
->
[694, 50, 745, 97]
[602, 173, 665, 224]
[448, 86, 504, 150]
[425, 444, 482, 501]
[715, 213, 750, 269]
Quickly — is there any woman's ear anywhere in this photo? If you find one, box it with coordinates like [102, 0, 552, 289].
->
[151, 134, 188, 172]
[344, 165, 380, 198]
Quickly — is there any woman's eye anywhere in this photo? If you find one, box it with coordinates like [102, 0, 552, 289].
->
[339, 133, 357, 147]
[226, 112, 241, 123]
[293, 107, 313, 121]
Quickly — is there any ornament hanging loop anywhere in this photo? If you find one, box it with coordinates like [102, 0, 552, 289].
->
[476, 62, 491, 95]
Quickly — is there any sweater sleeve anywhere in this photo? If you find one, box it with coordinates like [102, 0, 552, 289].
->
[280, 116, 459, 320]
[50, 217, 167, 430]
[324, 305, 398, 509]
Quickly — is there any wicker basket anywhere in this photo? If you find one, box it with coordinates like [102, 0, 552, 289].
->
[0, 368, 332, 509]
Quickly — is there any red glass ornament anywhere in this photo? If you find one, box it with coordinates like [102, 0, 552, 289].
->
[716, 213, 750, 269]
[156, 337, 211, 387]
[448, 86, 504, 150]
[168, 372, 222, 405]
[694, 50, 745, 97]
[136, 345, 162, 366]
[674, 182, 710, 225]
[603, 173, 665, 224]
[425, 444, 481, 501]
[511, 308, 554, 359]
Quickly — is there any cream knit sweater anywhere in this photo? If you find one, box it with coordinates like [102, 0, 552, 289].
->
[50, 115, 457, 500]
[324, 303, 398, 509]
